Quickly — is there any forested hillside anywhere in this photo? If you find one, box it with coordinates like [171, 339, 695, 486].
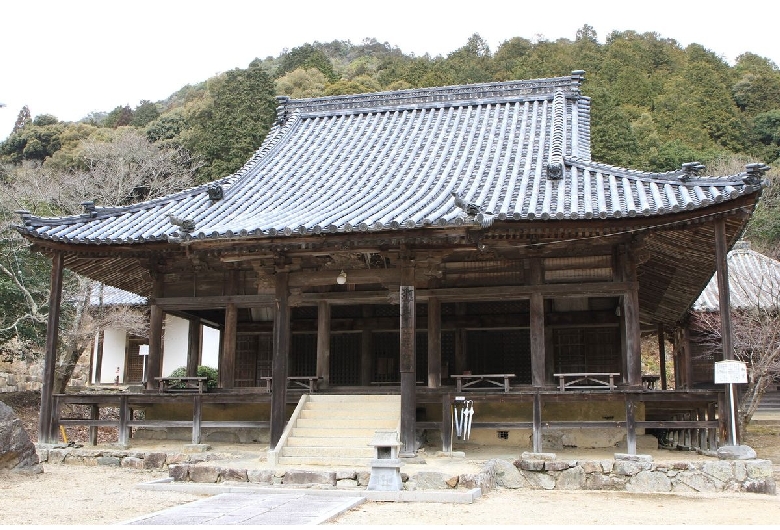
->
[1, 27, 779, 361]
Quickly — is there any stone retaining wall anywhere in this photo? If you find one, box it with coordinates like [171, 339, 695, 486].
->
[35, 445, 775, 495]
[0, 359, 43, 393]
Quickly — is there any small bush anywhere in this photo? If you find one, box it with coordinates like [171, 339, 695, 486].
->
[168, 365, 219, 389]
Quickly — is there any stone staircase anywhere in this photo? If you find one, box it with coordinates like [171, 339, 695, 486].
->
[275, 394, 401, 467]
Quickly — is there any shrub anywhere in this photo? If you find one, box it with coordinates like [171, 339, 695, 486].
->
[168, 365, 219, 389]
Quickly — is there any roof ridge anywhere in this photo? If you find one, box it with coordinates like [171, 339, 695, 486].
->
[281, 72, 585, 116]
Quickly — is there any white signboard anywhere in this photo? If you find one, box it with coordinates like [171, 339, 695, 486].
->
[138, 345, 149, 357]
[714, 360, 748, 384]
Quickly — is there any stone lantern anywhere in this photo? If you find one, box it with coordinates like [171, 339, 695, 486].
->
[367, 429, 402, 491]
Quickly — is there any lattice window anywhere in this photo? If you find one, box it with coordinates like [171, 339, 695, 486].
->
[126, 340, 146, 383]
[553, 327, 620, 374]
[235, 334, 272, 387]
[373, 332, 398, 382]
[466, 329, 531, 384]
[332, 305, 363, 318]
[466, 301, 529, 315]
[330, 333, 361, 385]
[374, 304, 399, 317]
[291, 333, 317, 376]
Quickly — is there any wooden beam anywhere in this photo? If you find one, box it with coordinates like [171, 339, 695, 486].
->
[428, 297, 441, 388]
[39, 252, 63, 443]
[316, 301, 331, 387]
[154, 294, 275, 310]
[289, 268, 401, 288]
[270, 271, 290, 449]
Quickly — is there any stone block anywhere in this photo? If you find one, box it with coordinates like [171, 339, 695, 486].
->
[283, 470, 336, 486]
[717, 445, 757, 460]
[0, 401, 42, 473]
[614, 453, 653, 463]
[220, 467, 248, 482]
[522, 470, 556, 490]
[169, 464, 190, 482]
[337, 479, 358, 489]
[545, 460, 571, 472]
[189, 465, 220, 483]
[613, 460, 649, 476]
[96, 456, 121, 467]
[579, 461, 602, 474]
[121, 457, 144, 469]
[491, 459, 526, 489]
[445, 476, 459, 488]
[702, 461, 736, 483]
[520, 451, 557, 461]
[742, 479, 776, 495]
[517, 460, 545, 471]
[142, 452, 167, 469]
[745, 460, 774, 480]
[627, 470, 671, 493]
[556, 466, 585, 490]
[166, 453, 190, 465]
[336, 470, 357, 480]
[357, 471, 371, 486]
[247, 469, 273, 484]
[671, 471, 722, 493]
[183, 444, 211, 453]
[584, 473, 626, 491]
[459, 471, 494, 493]
[414, 471, 450, 489]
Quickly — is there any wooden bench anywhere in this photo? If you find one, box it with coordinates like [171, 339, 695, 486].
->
[451, 373, 515, 393]
[259, 376, 322, 393]
[155, 376, 207, 394]
[554, 373, 620, 391]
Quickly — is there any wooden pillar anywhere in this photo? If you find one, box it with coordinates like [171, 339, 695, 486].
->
[441, 393, 453, 453]
[89, 404, 99, 446]
[532, 392, 542, 452]
[427, 296, 441, 388]
[625, 397, 637, 455]
[714, 217, 733, 360]
[361, 305, 373, 385]
[39, 252, 64, 443]
[93, 331, 104, 384]
[146, 275, 164, 391]
[186, 318, 201, 377]
[220, 303, 237, 389]
[620, 247, 642, 387]
[118, 395, 129, 446]
[657, 323, 667, 390]
[317, 301, 331, 387]
[399, 262, 416, 456]
[529, 259, 546, 387]
[192, 394, 202, 445]
[270, 271, 290, 449]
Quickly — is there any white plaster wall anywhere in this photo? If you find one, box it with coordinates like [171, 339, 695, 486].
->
[162, 315, 190, 376]
[97, 328, 127, 384]
[201, 325, 220, 369]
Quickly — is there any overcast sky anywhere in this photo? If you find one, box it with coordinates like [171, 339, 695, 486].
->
[1, 0, 778, 138]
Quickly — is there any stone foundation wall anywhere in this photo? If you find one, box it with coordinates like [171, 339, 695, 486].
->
[0, 359, 43, 393]
[35, 445, 776, 495]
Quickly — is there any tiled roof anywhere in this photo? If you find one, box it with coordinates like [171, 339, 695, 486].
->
[89, 283, 147, 306]
[693, 242, 780, 311]
[17, 72, 766, 245]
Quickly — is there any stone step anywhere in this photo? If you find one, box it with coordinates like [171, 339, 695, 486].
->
[307, 394, 401, 403]
[290, 427, 379, 438]
[294, 418, 398, 429]
[304, 401, 399, 411]
[286, 436, 370, 447]
[299, 409, 397, 419]
[280, 445, 375, 458]
[275, 455, 371, 467]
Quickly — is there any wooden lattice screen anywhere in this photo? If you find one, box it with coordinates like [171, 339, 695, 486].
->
[330, 332, 362, 385]
[291, 333, 317, 377]
[234, 333, 272, 387]
[126, 340, 145, 383]
[466, 330, 532, 384]
[553, 327, 620, 374]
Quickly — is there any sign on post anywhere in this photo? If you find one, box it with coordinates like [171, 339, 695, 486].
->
[714, 360, 748, 384]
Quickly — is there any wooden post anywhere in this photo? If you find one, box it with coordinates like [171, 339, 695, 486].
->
[146, 276, 164, 391]
[220, 303, 237, 388]
[89, 404, 99, 446]
[657, 324, 667, 390]
[714, 217, 733, 360]
[399, 262, 416, 456]
[441, 393, 452, 453]
[529, 259, 546, 388]
[93, 331, 104, 384]
[317, 301, 331, 387]
[39, 251, 63, 444]
[192, 394, 202, 445]
[118, 395, 129, 446]
[270, 271, 290, 449]
[625, 397, 637, 455]
[187, 318, 201, 377]
[532, 392, 542, 452]
[620, 247, 642, 387]
[428, 296, 441, 388]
